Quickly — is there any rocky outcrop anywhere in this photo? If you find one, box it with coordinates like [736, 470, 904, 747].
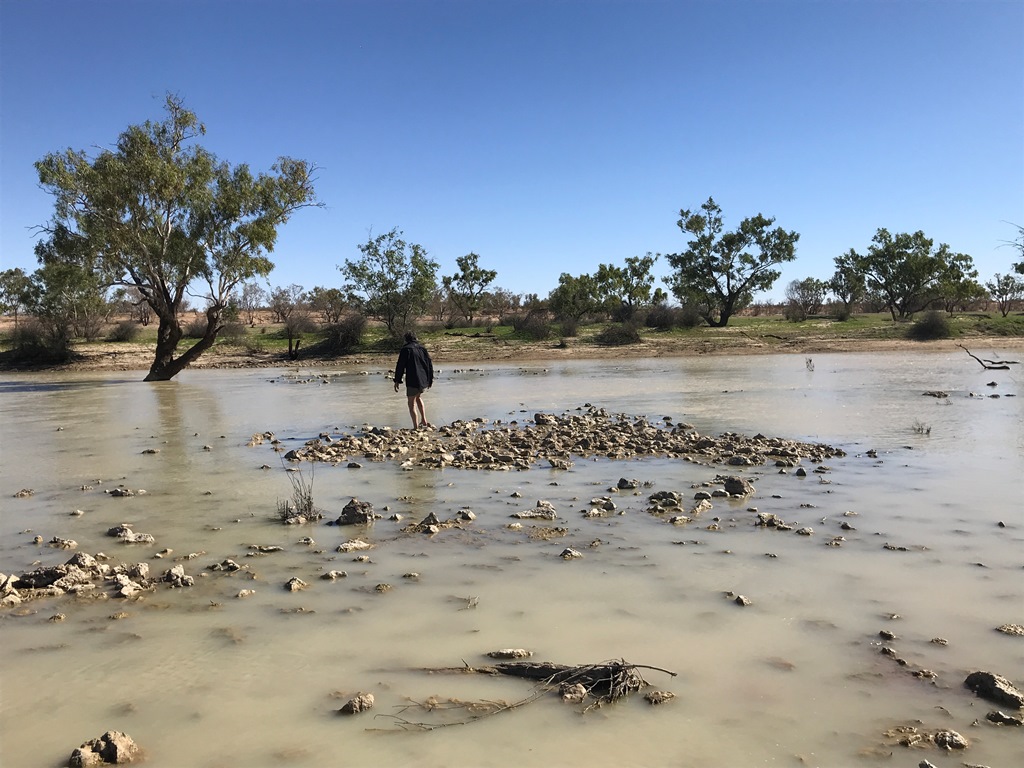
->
[964, 671, 1024, 708]
[68, 730, 139, 766]
[268, 407, 845, 472]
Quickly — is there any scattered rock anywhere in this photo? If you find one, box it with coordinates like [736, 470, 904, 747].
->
[722, 476, 755, 496]
[986, 710, 1024, 726]
[487, 649, 533, 659]
[996, 623, 1024, 637]
[964, 671, 1024, 709]
[933, 729, 968, 750]
[284, 578, 308, 592]
[644, 690, 675, 705]
[338, 692, 374, 714]
[336, 498, 378, 526]
[162, 565, 194, 588]
[559, 547, 583, 560]
[68, 730, 140, 766]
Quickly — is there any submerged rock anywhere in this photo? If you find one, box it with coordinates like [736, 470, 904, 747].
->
[964, 671, 1024, 709]
[338, 693, 374, 714]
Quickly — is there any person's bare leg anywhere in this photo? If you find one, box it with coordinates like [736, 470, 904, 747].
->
[415, 395, 427, 427]
[406, 396, 418, 429]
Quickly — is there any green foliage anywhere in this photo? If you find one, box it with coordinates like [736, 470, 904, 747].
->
[664, 197, 799, 327]
[936, 251, 985, 314]
[906, 310, 953, 340]
[828, 251, 865, 317]
[442, 252, 497, 323]
[849, 229, 972, 320]
[0, 268, 34, 328]
[986, 273, 1024, 317]
[306, 286, 347, 324]
[644, 302, 702, 330]
[510, 311, 552, 340]
[268, 284, 306, 323]
[236, 281, 267, 325]
[783, 277, 826, 321]
[107, 320, 141, 342]
[594, 254, 659, 317]
[340, 227, 438, 338]
[34, 93, 319, 380]
[548, 272, 599, 321]
[595, 322, 642, 346]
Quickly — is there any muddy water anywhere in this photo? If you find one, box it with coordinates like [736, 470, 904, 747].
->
[1, 350, 1022, 768]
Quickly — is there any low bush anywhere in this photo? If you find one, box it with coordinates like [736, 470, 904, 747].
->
[107, 320, 141, 342]
[906, 310, 953, 341]
[219, 321, 248, 345]
[510, 312, 552, 341]
[595, 323, 642, 346]
[183, 317, 208, 338]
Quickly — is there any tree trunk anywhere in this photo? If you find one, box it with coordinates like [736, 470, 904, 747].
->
[144, 307, 222, 381]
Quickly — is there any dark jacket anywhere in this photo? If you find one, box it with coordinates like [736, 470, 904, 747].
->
[394, 341, 434, 389]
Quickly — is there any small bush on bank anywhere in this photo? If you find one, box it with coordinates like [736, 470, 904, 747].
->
[2, 318, 73, 363]
[107, 320, 141, 342]
[323, 314, 367, 354]
[219, 321, 248, 345]
[907, 310, 953, 341]
[510, 312, 552, 341]
[183, 317, 208, 338]
[559, 317, 579, 337]
[645, 303, 703, 330]
[595, 323, 642, 346]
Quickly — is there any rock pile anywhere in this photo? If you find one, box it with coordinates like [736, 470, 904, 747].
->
[270, 407, 845, 471]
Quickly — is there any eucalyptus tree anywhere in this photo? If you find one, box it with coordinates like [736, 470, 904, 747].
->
[986, 273, 1024, 317]
[340, 228, 438, 337]
[849, 229, 970, 320]
[34, 94, 320, 380]
[0, 268, 33, 330]
[442, 252, 497, 324]
[594, 253, 660, 317]
[664, 197, 799, 327]
[828, 251, 865, 319]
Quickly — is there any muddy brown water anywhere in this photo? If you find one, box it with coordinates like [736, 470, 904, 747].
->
[1, 351, 1022, 767]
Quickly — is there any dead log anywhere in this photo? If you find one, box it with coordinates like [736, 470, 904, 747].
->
[957, 344, 1016, 370]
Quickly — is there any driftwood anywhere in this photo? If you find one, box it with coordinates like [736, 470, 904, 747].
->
[377, 659, 678, 730]
[957, 344, 1018, 370]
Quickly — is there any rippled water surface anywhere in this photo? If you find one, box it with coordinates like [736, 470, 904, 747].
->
[1, 350, 1022, 767]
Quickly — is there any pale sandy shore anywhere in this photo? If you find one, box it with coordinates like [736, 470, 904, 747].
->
[4, 333, 1024, 374]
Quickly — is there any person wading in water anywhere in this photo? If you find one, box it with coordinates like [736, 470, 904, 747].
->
[393, 331, 434, 429]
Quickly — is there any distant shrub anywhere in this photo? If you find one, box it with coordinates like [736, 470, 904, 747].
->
[595, 323, 641, 346]
[322, 314, 367, 354]
[645, 303, 702, 330]
[107, 320, 141, 342]
[907, 310, 953, 341]
[2, 318, 73, 363]
[219, 321, 248, 345]
[510, 312, 552, 341]
[183, 317, 208, 338]
[559, 317, 579, 337]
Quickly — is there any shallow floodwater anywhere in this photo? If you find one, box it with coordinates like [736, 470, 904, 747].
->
[1, 350, 1022, 768]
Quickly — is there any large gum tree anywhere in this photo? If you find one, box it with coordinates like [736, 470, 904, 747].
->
[664, 197, 799, 327]
[35, 94, 320, 381]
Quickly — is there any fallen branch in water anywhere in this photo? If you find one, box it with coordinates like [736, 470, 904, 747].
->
[957, 344, 1017, 370]
[373, 659, 678, 730]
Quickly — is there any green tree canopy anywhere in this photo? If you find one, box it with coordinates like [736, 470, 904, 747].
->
[442, 252, 497, 323]
[0, 268, 34, 329]
[340, 228, 438, 337]
[783, 277, 826, 321]
[594, 253, 659, 316]
[828, 250, 866, 318]
[664, 197, 799, 327]
[986, 273, 1024, 317]
[548, 272, 600, 321]
[34, 94, 320, 380]
[849, 229, 970, 320]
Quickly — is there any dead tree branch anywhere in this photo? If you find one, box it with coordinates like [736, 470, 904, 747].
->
[957, 344, 1016, 370]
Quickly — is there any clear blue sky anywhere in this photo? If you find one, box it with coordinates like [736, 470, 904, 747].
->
[2, 0, 1022, 301]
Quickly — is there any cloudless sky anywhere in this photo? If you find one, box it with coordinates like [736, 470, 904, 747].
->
[2, 0, 1022, 301]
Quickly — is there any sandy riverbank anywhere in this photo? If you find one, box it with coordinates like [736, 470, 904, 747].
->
[7, 332, 1024, 375]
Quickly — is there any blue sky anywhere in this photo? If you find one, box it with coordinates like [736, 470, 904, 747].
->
[2, 0, 1022, 302]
